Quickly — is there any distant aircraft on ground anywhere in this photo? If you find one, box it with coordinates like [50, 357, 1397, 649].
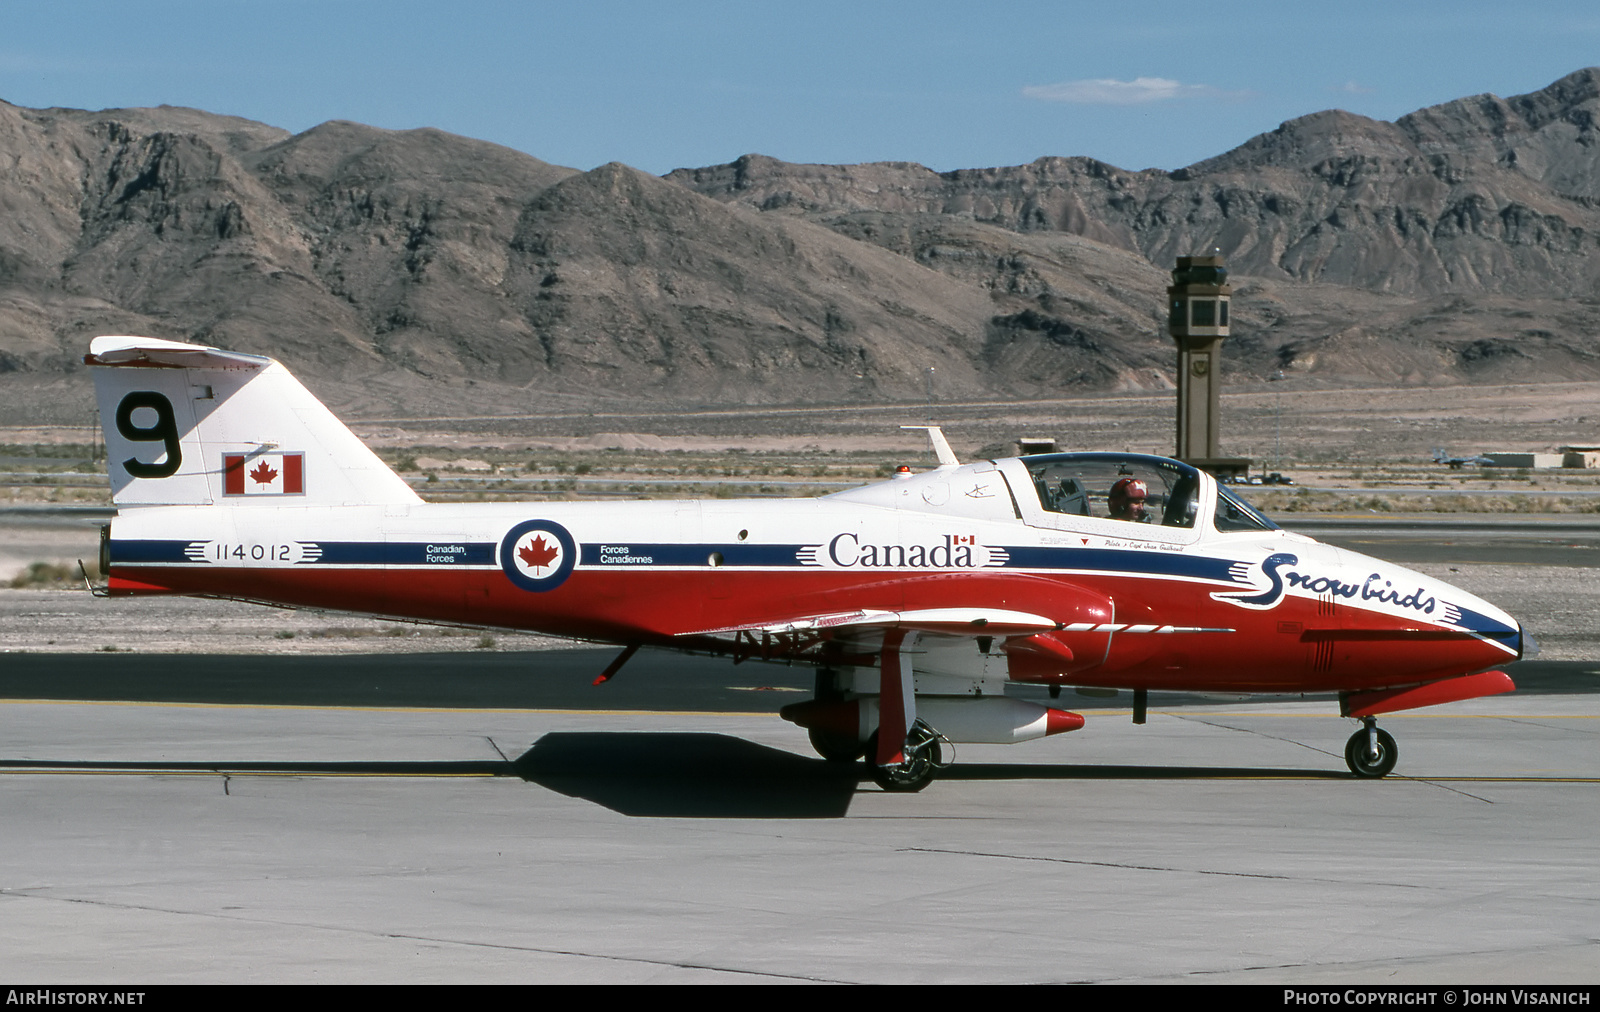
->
[88, 337, 1525, 790]
[1432, 448, 1495, 469]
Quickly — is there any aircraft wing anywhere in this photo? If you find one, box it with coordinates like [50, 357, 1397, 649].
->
[679, 607, 1060, 639]
[669, 571, 1117, 673]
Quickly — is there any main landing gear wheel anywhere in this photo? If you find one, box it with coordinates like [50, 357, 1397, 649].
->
[809, 727, 866, 763]
[866, 721, 942, 793]
[1344, 720, 1398, 778]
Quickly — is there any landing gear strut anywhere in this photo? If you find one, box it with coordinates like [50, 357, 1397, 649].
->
[867, 720, 942, 793]
[1344, 717, 1398, 778]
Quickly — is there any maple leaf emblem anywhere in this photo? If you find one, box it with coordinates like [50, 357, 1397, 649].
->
[518, 535, 560, 572]
[249, 460, 279, 485]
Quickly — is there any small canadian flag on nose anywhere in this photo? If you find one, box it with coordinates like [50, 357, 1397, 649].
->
[223, 453, 305, 495]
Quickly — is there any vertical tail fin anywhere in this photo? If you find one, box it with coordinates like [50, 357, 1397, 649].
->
[86, 336, 419, 507]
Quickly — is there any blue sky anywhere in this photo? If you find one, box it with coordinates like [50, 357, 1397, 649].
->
[2, 1, 1596, 175]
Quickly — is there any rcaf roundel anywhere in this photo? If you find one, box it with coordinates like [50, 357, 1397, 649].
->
[500, 519, 577, 592]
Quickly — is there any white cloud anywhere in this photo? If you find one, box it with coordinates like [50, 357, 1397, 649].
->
[1332, 80, 1376, 95]
[1022, 77, 1213, 106]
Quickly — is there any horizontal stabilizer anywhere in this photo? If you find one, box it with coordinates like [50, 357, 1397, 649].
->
[85, 336, 272, 371]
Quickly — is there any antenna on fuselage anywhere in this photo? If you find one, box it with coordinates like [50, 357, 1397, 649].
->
[901, 425, 959, 467]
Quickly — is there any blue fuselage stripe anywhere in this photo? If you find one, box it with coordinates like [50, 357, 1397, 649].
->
[111, 538, 1238, 581]
[109, 540, 495, 566]
[580, 544, 803, 567]
[998, 546, 1237, 582]
[313, 543, 495, 565]
[110, 540, 192, 564]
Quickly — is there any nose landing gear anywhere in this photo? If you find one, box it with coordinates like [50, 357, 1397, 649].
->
[1344, 717, 1398, 778]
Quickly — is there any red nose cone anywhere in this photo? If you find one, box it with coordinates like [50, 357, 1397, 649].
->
[1045, 708, 1086, 735]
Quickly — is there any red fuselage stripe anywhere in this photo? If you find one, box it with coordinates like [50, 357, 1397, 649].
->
[108, 564, 1514, 693]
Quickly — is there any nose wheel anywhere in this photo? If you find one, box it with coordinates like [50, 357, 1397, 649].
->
[1344, 718, 1398, 778]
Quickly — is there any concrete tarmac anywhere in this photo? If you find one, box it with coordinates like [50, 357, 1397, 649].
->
[1286, 516, 1600, 568]
[2, 668, 1598, 983]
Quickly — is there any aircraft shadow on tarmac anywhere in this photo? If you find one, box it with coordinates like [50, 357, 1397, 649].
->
[1, 758, 510, 776]
[514, 732, 861, 818]
[4, 735, 1354, 818]
[509, 732, 1349, 818]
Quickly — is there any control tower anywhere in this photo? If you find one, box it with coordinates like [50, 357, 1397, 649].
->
[1168, 255, 1247, 477]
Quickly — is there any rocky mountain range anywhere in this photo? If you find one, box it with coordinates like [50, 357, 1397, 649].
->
[2, 68, 1599, 424]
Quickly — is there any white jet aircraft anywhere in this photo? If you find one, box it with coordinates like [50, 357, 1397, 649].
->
[87, 336, 1525, 790]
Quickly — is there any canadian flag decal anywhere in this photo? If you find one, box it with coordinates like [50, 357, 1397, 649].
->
[223, 453, 305, 495]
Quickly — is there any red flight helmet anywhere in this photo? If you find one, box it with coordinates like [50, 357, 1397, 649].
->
[1109, 477, 1149, 517]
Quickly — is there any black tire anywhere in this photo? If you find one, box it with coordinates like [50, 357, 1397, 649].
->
[865, 728, 941, 793]
[1345, 726, 1399, 778]
[809, 727, 865, 763]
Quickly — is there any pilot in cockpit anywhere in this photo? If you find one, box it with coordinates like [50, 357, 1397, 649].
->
[1108, 477, 1150, 523]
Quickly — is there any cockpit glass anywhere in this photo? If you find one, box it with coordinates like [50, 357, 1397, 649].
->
[1023, 454, 1199, 529]
[1214, 486, 1280, 532]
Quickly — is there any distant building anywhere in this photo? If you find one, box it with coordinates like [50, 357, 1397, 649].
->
[1560, 445, 1600, 468]
[1483, 452, 1565, 469]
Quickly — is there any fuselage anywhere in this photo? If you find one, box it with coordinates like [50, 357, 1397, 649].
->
[105, 452, 1523, 695]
